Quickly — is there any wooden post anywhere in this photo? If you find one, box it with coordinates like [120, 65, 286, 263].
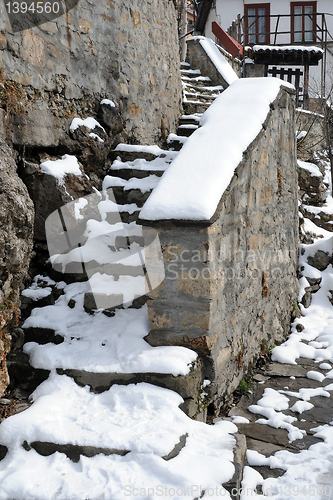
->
[303, 64, 309, 109]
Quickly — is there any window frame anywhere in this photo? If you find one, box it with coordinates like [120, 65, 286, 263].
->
[291, 1, 317, 43]
[244, 3, 271, 45]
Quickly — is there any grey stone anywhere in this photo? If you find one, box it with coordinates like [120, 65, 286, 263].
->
[0, 398, 11, 405]
[264, 363, 308, 378]
[307, 250, 331, 271]
[23, 327, 63, 345]
[236, 423, 290, 447]
[162, 434, 188, 460]
[246, 437, 285, 456]
[0, 445, 8, 461]
[28, 441, 130, 463]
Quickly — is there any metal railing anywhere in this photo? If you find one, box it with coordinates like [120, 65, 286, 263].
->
[228, 12, 330, 49]
[226, 12, 333, 100]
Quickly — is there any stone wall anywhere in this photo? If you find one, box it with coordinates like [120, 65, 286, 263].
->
[0, 0, 181, 148]
[143, 87, 299, 414]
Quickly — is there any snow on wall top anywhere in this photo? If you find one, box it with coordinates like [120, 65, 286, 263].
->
[191, 36, 239, 86]
[140, 78, 294, 222]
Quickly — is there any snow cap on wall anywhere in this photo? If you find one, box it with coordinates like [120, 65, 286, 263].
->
[140, 77, 294, 222]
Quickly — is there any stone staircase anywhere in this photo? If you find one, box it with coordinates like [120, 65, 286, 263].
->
[0, 60, 228, 489]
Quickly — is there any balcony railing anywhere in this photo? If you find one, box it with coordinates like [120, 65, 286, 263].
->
[224, 12, 333, 102]
[228, 12, 330, 49]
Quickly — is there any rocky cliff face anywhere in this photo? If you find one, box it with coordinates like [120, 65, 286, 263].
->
[0, 139, 34, 396]
[0, 0, 181, 149]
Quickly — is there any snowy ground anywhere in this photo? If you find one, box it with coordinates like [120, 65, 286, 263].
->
[1, 112, 333, 499]
[238, 158, 333, 499]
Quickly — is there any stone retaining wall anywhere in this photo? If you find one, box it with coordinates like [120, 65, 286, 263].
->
[0, 0, 181, 147]
[143, 87, 299, 414]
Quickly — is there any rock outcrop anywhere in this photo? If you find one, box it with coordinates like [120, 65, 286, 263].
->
[0, 138, 34, 396]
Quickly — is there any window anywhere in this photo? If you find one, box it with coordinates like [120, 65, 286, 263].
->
[245, 4, 270, 45]
[291, 2, 317, 43]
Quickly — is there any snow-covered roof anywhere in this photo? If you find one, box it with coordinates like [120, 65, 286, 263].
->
[252, 45, 324, 54]
[140, 77, 293, 222]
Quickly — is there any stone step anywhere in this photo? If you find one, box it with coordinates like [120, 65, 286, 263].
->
[180, 68, 202, 78]
[109, 150, 159, 164]
[53, 260, 145, 279]
[108, 167, 165, 181]
[56, 363, 203, 418]
[166, 133, 188, 151]
[111, 185, 152, 207]
[180, 61, 190, 69]
[183, 83, 223, 95]
[179, 114, 202, 126]
[177, 124, 199, 137]
[181, 75, 211, 85]
[18, 432, 188, 464]
[83, 291, 148, 314]
[7, 351, 50, 393]
[23, 326, 64, 345]
[183, 91, 216, 102]
[183, 101, 210, 114]
[23, 440, 130, 463]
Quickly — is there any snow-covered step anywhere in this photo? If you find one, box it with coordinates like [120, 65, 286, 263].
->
[183, 100, 211, 114]
[179, 113, 202, 126]
[166, 133, 188, 151]
[103, 174, 159, 207]
[56, 363, 203, 416]
[181, 74, 212, 85]
[180, 68, 201, 78]
[0, 377, 237, 499]
[110, 143, 171, 163]
[184, 83, 224, 95]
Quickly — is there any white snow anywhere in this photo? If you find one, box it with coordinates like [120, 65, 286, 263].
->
[103, 174, 160, 193]
[297, 130, 307, 140]
[231, 416, 250, 424]
[253, 44, 324, 54]
[100, 98, 116, 107]
[0, 377, 236, 500]
[306, 370, 326, 382]
[89, 132, 104, 143]
[140, 78, 294, 221]
[23, 299, 197, 376]
[290, 400, 314, 414]
[114, 143, 166, 156]
[39, 155, 82, 183]
[298, 159, 322, 177]
[70, 117, 105, 133]
[110, 152, 176, 172]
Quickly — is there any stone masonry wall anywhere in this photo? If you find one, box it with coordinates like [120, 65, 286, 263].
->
[144, 87, 299, 414]
[0, 0, 181, 147]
